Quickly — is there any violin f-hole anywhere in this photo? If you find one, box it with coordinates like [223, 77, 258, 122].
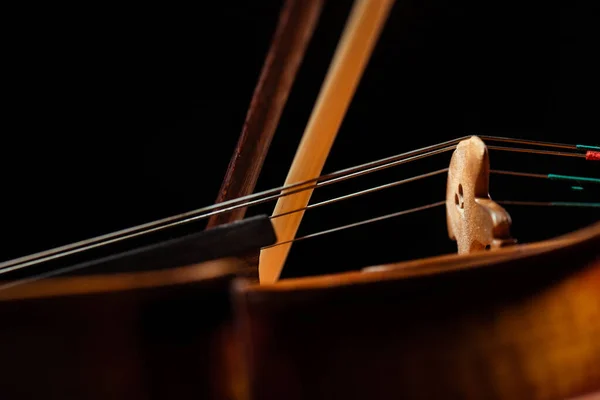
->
[446, 136, 517, 254]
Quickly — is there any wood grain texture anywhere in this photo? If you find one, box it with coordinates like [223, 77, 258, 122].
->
[259, 0, 396, 284]
[0, 217, 276, 399]
[0, 259, 244, 400]
[235, 221, 600, 400]
[206, 0, 324, 229]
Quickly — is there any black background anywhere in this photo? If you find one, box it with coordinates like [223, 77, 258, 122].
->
[2, 1, 598, 278]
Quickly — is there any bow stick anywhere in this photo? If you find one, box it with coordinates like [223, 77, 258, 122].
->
[259, 0, 396, 283]
[207, 0, 324, 229]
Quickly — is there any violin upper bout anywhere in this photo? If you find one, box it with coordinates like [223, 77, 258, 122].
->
[446, 136, 517, 254]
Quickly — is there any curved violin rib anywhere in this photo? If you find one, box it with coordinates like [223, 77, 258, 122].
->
[236, 221, 600, 400]
[446, 136, 516, 254]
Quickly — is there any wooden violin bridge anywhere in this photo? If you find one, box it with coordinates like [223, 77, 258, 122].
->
[446, 135, 517, 254]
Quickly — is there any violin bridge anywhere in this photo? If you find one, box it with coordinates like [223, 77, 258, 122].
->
[446, 136, 517, 254]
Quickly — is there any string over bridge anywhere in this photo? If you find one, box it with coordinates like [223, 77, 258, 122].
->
[446, 136, 516, 254]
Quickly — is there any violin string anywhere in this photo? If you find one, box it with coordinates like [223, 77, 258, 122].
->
[478, 135, 578, 150]
[216, 145, 454, 219]
[263, 198, 599, 250]
[3, 197, 596, 290]
[262, 201, 447, 249]
[270, 167, 599, 221]
[492, 170, 547, 179]
[0, 245, 158, 291]
[577, 144, 600, 151]
[0, 144, 457, 272]
[0, 136, 590, 272]
[491, 170, 600, 185]
[0, 201, 440, 291]
[487, 145, 586, 158]
[270, 168, 448, 219]
[497, 201, 600, 208]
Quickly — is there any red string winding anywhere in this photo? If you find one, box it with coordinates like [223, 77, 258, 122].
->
[586, 151, 600, 161]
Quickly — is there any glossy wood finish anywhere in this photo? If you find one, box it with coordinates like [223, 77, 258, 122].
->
[235, 221, 600, 400]
[0, 259, 243, 400]
[0, 217, 276, 399]
[207, 0, 324, 228]
[1, 3, 596, 399]
[259, 0, 396, 284]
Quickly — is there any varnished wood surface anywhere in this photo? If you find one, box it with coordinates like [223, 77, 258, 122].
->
[0, 2, 597, 399]
[207, 0, 324, 228]
[0, 259, 244, 400]
[0, 258, 241, 301]
[235, 221, 600, 399]
[0, 216, 276, 399]
[259, 0, 396, 284]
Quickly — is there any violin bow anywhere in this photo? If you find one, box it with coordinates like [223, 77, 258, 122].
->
[209, 0, 598, 283]
[206, 0, 324, 229]
[258, 0, 396, 283]
[4, 0, 594, 287]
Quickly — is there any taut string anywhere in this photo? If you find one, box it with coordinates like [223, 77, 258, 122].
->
[487, 145, 588, 158]
[497, 201, 600, 208]
[263, 201, 447, 249]
[1, 195, 596, 290]
[0, 136, 595, 276]
[270, 168, 449, 219]
[492, 170, 600, 185]
[262, 199, 599, 250]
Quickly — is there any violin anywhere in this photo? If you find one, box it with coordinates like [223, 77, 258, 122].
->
[1, 0, 598, 399]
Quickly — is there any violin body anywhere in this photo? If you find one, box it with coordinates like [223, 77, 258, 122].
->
[1, 1, 598, 399]
[0, 260, 240, 399]
[0, 216, 276, 400]
[236, 221, 600, 400]
[3, 221, 597, 400]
